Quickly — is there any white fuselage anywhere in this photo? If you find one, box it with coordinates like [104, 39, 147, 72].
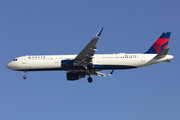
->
[6, 53, 174, 71]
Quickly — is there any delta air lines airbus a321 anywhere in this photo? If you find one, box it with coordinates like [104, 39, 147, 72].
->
[7, 28, 174, 83]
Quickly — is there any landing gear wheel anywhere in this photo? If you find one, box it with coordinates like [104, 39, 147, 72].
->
[23, 71, 27, 79]
[88, 77, 93, 83]
[23, 75, 26, 79]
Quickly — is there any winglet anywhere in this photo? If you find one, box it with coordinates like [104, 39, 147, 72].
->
[108, 69, 114, 76]
[96, 27, 103, 37]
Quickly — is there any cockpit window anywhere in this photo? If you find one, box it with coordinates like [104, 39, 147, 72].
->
[13, 59, 18, 61]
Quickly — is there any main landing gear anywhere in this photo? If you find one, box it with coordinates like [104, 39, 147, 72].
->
[87, 76, 93, 83]
[23, 71, 27, 79]
[85, 66, 93, 83]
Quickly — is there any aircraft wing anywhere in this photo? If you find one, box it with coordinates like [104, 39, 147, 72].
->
[91, 70, 114, 77]
[74, 28, 103, 66]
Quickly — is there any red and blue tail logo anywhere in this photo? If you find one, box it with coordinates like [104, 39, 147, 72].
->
[145, 32, 171, 54]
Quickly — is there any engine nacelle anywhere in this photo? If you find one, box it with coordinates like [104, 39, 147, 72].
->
[66, 72, 85, 80]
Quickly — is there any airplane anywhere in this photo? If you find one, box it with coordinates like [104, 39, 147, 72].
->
[6, 28, 174, 83]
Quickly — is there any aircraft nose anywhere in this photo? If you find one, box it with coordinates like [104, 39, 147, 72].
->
[6, 62, 15, 70]
[6, 63, 11, 69]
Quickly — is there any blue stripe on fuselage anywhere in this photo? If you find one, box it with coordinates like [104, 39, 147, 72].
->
[15, 65, 137, 71]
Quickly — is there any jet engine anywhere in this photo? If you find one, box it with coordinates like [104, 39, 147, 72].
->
[66, 72, 85, 80]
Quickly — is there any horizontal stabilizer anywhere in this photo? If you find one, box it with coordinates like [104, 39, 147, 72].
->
[154, 48, 169, 59]
[164, 60, 171, 63]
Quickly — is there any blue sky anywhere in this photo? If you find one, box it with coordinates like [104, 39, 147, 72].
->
[1, 0, 180, 120]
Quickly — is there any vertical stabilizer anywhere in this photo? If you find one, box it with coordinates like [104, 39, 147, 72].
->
[145, 32, 171, 54]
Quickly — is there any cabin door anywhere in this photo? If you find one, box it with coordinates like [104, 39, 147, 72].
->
[141, 55, 146, 62]
[54, 57, 59, 63]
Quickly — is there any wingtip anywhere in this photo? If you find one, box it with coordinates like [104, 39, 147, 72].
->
[108, 69, 114, 76]
[96, 27, 103, 37]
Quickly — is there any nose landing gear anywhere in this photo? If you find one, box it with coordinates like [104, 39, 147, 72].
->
[23, 71, 27, 79]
